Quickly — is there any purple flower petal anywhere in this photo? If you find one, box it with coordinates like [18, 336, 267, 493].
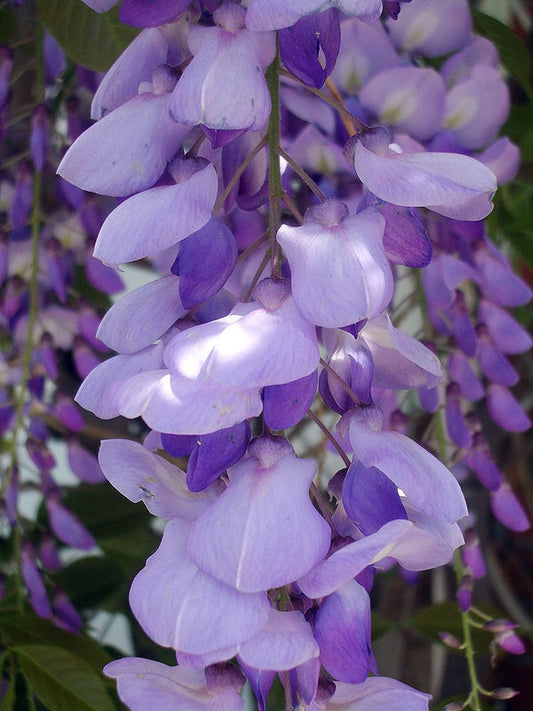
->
[98, 439, 218, 519]
[487, 384, 531, 433]
[354, 128, 497, 220]
[187, 421, 250, 493]
[246, 0, 382, 31]
[278, 203, 392, 328]
[279, 9, 340, 88]
[75, 343, 165, 420]
[129, 518, 270, 653]
[58, 93, 190, 197]
[97, 275, 186, 353]
[94, 163, 217, 266]
[263, 370, 318, 430]
[478, 299, 532, 355]
[359, 66, 446, 141]
[238, 609, 319, 671]
[329, 676, 431, 710]
[91, 28, 168, 119]
[46, 493, 96, 550]
[170, 25, 275, 131]
[347, 407, 467, 522]
[363, 313, 442, 390]
[188, 437, 331, 592]
[386, 0, 472, 57]
[343, 461, 407, 535]
[315, 580, 373, 683]
[490, 484, 530, 532]
[104, 658, 244, 711]
[67, 438, 105, 483]
[119, 0, 191, 27]
[378, 203, 432, 267]
[173, 217, 238, 309]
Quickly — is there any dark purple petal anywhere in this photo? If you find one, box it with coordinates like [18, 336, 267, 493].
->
[315, 580, 372, 683]
[342, 461, 407, 535]
[378, 204, 432, 267]
[120, 0, 191, 27]
[279, 9, 340, 89]
[445, 383, 471, 449]
[67, 438, 105, 484]
[46, 493, 96, 550]
[187, 421, 250, 493]
[464, 433, 503, 491]
[491, 484, 529, 532]
[239, 661, 275, 711]
[263, 370, 318, 430]
[173, 217, 238, 309]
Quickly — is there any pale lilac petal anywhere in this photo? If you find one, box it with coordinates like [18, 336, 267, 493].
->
[348, 408, 467, 521]
[98, 439, 217, 520]
[91, 28, 168, 119]
[170, 27, 275, 131]
[474, 245, 532, 307]
[447, 352, 484, 401]
[359, 66, 446, 141]
[75, 343, 164, 419]
[58, 94, 189, 197]
[188, 437, 331, 592]
[278, 203, 392, 328]
[94, 163, 218, 264]
[315, 580, 372, 683]
[122, 370, 263, 435]
[246, 0, 382, 31]
[362, 313, 442, 390]
[441, 36, 499, 88]
[130, 519, 270, 654]
[238, 609, 319, 671]
[487, 384, 531, 433]
[331, 18, 401, 95]
[97, 275, 186, 353]
[104, 658, 244, 711]
[478, 138, 520, 185]
[239, 662, 275, 711]
[168, 284, 320, 388]
[354, 128, 497, 220]
[443, 66, 509, 150]
[386, 0, 471, 58]
[298, 519, 412, 598]
[490, 485, 530, 533]
[299, 517, 459, 599]
[328, 676, 431, 710]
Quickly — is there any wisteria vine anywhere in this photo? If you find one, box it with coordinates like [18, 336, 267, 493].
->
[1, 0, 532, 710]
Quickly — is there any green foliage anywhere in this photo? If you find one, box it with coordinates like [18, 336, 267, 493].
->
[37, 0, 137, 72]
[14, 645, 116, 711]
[410, 602, 494, 654]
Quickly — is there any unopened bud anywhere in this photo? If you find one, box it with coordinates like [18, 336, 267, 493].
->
[442, 702, 465, 711]
[439, 632, 463, 650]
[491, 687, 519, 700]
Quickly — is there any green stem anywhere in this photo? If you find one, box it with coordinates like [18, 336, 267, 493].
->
[266, 41, 282, 278]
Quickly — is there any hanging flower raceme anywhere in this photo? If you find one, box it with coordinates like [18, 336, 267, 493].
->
[48, 1, 532, 710]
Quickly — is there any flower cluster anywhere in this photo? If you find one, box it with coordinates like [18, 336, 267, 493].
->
[36, 0, 533, 708]
[0, 26, 124, 630]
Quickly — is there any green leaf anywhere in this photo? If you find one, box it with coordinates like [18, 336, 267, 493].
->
[0, 674, 15, 711]
[37, 0, 138, 73]
[0, 611, 113, 672]
[473, 11, 533, 102]
[15, 644, 115, 711]
[52, 557, 127, 611]
[410, 602, 494, 654]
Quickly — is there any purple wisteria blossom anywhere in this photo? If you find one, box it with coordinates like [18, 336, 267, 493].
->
[43, 0, 533, 709]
